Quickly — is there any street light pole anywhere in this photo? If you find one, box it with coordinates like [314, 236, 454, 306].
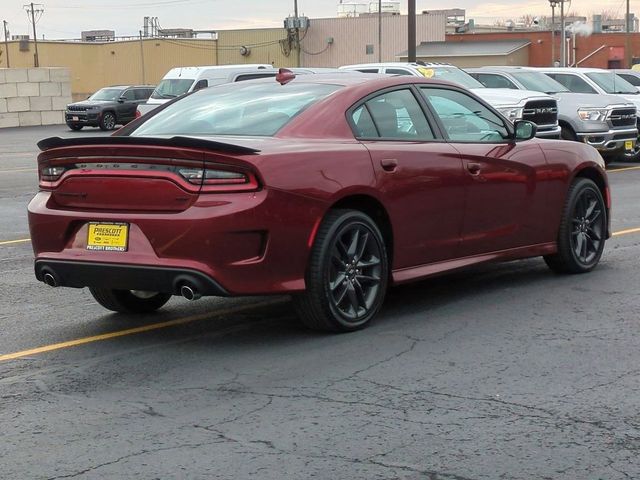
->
[408, 0, 416, 62]
[626, 0, 632, 67]
[549, 1, 557, 66]
[294, 0, 301, 67]
[560, 0, 565, 67]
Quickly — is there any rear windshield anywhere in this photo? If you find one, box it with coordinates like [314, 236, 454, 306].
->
[421, 67, 484, 89]
[585, 72, 638, 94]
[132, 82, 342, 137]
[150, 79, 195, 99]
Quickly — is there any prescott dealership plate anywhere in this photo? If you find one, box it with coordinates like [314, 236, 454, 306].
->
[86, 222, 129, 252]
[625, 140, 634, 151]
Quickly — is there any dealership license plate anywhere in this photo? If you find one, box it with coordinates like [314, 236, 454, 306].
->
[625, 140, 634, 151]
[87, 222, 129, 251]
[72, 116, 79, 121]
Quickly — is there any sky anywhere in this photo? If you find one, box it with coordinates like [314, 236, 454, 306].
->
[1, 0, 639, 39]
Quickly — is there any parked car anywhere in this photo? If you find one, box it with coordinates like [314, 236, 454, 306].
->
[339, 62, 562, 139]
[136, 64, 277, 117]
[612, 69, 640, 91]
[66, 85, 154, 131]
[30, 72, 610, 332]
[466, 66, 638, 163]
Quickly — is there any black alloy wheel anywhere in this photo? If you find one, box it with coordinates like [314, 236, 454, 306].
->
[294, 209, 389, 332]
[544, 178, 606, 274]
[99, 111, 117, 131]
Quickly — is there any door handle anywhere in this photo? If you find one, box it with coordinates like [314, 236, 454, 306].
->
[380, 158, 398, 172]
[466, 162, 482, 175]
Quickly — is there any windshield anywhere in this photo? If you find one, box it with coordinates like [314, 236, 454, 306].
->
[132, 82, 341, 137]
[421, 67, 484, 89]
[88, 88, 125, 101]
[510, 72, 569, 93]
[585, 72, 639, 94]
[150, 78, 195, 99]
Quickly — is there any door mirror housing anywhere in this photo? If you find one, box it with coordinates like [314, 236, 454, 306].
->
[117, 96, 126, 103]
[514, 120, 537, 141]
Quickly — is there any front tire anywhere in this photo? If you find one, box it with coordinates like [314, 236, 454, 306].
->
[99, 111, 117, 131]
[89, 288, 171, 313]
[294, 209, 389, 332]
[67, 124, 83, 131]
[544, 178, 606, 274]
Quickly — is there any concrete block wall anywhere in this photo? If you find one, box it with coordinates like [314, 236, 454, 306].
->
[0, 68, 72, 128]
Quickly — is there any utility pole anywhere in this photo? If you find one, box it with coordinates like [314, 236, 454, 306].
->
[139, 30, 146, 84]
[560, 0, 565, 67]
[408, 0, 416, 62]
[549, 1, 558, 66]
[2, 20, 9, 68]
[626, 0, 632, 67]
[378, 0, 382, 62]
[294, 0, 300, 67]
[24, 3, 44, 67]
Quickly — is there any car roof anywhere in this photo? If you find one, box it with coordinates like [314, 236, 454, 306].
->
[106, 85, 155, 89]
[340, 62, 454, 69]
[531, 67, 608, 73]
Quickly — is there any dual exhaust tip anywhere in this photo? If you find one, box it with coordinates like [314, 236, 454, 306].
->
[41, 270, 202, 302]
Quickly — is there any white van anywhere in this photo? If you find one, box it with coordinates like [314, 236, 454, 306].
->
[137, 64, 277, 116]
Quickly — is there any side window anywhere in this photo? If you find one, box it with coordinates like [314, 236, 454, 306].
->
[121, 89, 136, 101]
[476, 73, 518, 89]
[133, 88, 150, 100]
[385, 68, 413, 76]
[193, 79, 208, 91]
[352, 89, 434, 140]
[618, 73, 640, 86]
[547, 74, 597, 94]
[235, 73, 277, 81]
[356, 69, 380, 73]
[421, 87, 509, 142]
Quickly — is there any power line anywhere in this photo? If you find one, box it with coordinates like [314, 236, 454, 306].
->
[24, 3, 44, 67]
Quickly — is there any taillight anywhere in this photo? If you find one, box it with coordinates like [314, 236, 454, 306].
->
[177, 167, 259, 192]
[40, 166, 67, 182]
[135, 109, 142, 119]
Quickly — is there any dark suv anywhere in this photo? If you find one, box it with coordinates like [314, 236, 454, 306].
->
[66, 85, 154, 131]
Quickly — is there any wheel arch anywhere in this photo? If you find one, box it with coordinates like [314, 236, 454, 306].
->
[572, 166, 611, 237]
[326, 194, 395, 268]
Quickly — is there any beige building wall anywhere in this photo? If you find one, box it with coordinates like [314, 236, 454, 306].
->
[0, 30, 291, 101]
[300, 13, 446, 67]
[217, 28, 295, 67]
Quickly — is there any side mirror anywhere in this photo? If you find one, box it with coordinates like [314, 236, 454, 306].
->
[117, 96, 126, 103]
[514, 120, 537, 141]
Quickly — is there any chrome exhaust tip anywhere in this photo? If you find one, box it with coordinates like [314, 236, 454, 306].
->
[43, 273, 58, 287]
[180, 284, 201, 301]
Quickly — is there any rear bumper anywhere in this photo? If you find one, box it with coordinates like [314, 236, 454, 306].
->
[35, 259, 228, 296]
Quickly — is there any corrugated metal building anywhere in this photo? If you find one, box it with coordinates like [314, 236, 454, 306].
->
[397, 39, 531, 67]
[300, 13, 446, 67]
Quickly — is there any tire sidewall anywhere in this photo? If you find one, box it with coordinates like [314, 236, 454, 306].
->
[564, 180, 607, 271]
[316, 211, 389, 331]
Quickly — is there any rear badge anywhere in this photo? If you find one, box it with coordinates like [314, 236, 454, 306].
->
[87, 222, 129, 252]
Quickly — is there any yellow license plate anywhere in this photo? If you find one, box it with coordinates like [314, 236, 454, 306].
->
[87, 223, 129, 252]
[625, 140, 634, 151]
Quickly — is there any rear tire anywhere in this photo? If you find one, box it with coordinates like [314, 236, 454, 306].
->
[544, 178, 606, 274]
[89, 288, 171, 313]
[294, 209, 389, 333]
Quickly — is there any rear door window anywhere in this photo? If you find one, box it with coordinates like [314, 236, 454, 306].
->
[385, 68, 413, 76]
[235, 73, 278, 81]
[475, 73, 518, 89]
[351, 89, 435, 140]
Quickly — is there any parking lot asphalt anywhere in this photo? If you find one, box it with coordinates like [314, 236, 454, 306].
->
[1, 125, 640, 479]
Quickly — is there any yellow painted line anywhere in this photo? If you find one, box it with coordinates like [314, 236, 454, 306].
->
[612, 227, 640, 237]
[0, 298, 286, 363]
[608, 165, 640, 173]
[0, 238, 31, 246]
[0, 168, 37, 173]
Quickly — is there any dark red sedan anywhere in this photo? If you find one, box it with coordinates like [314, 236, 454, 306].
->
[28, 73, 610, 332]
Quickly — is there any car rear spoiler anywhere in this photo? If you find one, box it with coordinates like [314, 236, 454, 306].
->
[37, 136, 261, 155]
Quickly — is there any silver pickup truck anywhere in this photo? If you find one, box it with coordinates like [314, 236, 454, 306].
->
[467, 66, 638, 163]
